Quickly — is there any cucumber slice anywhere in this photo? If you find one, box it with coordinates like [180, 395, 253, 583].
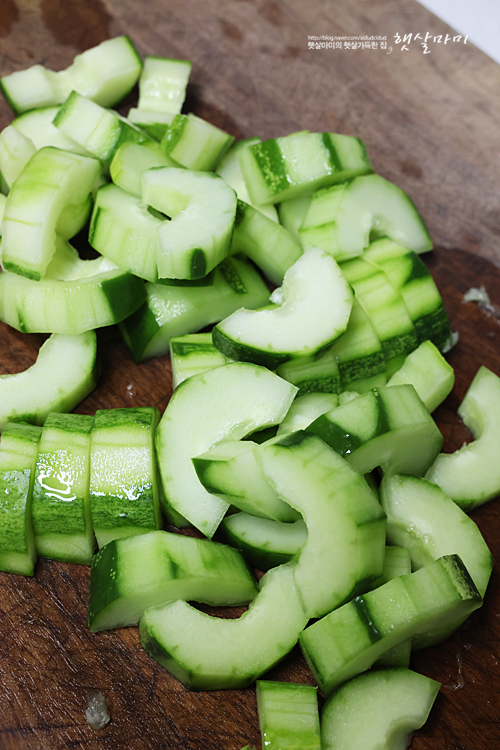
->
[0, 266, 146, 334]
[425, 366, 500, 509]
[321, 669, 440, 750]
[155, 363, 297, 538]
[141, 167, 236, 279]
[277, 393, 340, 435]
[278, 193, 312, 243]
[256, 431, 386, 618]
[89, 407, 162, 548]
[88, 529, 258, 632]
[239, 131, 373, 204]
[299, 175, 432, 258]
[213, 248, 354, 368]
[32, 413, 95, 564]
[170, 333, 232, 389]
[276, 345, 342, 396]
[127, 109, 176, 142]
[387, 339, 454, 412]
[220, 513, 307, 570]
[110, 142, 179, 197]
[0, 422, 42, 575]
[137, 56, 191, 114]
[2, 147, 101, 280]
[0, 331, 98, 431]
[140, 561, 309, 690]
[372, 546, 412, 669]
[160, 113, 234, 171]
[0, 126, 36, 190]
[329, 298, 386, 386]
[256, 681, 320, 750]
[11, 107, 88, 154]
[43, 237, 118, 280]
[119, 256, 269, 362]
[299, 555, 481, 696]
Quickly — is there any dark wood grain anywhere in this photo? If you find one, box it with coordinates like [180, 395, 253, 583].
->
[1, 1, 500, 748]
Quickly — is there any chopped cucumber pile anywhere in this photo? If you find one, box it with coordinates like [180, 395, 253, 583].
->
[1, 35, 498, 750]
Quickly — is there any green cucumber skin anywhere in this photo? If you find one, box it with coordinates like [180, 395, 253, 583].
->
[0, 470, 32, 555]
[256, 681, 321, 750]
[212, 326, 291, 370]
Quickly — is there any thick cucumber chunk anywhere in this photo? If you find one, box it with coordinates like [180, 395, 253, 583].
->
[372, 546, 412, 669]
[0, 266, 146, 334]
[308, 384, 443, 477]
[89, 408, 162, 548]
[137, 57, 191, 113]
[0, 423, 42, 576]
[300, 175, 432, 258]
[140, 562, 309, 690]
[0, 332, 98, 431]
[160, 113, 234, 171]
[299, 555, 481, 696]
[32, 413, 95, 564]
[88, 530, 258, 632]
[257, 681, 320, 750]
[426, 366, 500, 509]
[127, 109, 176, 142]
[321, 669, 440, 750]
[141, 167, 236, 279]
[109, 142, 178, 197]
[239, 131, 373, 204]
[1, 147, 101, 280]
[170, 333, 232, 389]
[11, 107, 87, 154]
[213, 248, 354, 369]
[120, 256, 269, 362]
[277, 393, 340, 435]
[387, 339, 454, 412]
[276, 348, 342, 397]
[328, 298, 386, 386]
[0, 126, 36, 190]
[155, 363, 297, 538]
[256, 431, 386, 618]
[193, 440, 300, 522]
[221, 514, 307, 570]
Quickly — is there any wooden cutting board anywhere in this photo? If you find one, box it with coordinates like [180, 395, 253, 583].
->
[1, 1, 500, 748]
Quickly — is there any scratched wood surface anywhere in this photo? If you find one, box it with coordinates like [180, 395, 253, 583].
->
[1, 1, 500, 748]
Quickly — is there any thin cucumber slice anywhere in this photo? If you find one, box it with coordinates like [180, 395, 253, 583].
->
[220, 513, 307, 570]
[308, 384, 443, 477]
[231, 199, 302, 285]
[140, 562, 309, 690]
[256, 431, 386, 618]
[387, 340, 454, 412]
[299, 174, 432, 258]
[89, 407, 162, 548]
[321, 669, 440, 750]
[141, 167, 236, 279]
[155, 363, 297, 538]
[299, 555, 481, 696]
[425, 366, 500, 509]
[110, 142, 179, 197]
[257, 681, 320, 750]
[0, 423, 42, 575]
[32, 413, 95, 564]
[0, 126, 36, 190]
[88, 529, 258, 632]
[276, 345, 342, 396]
[0, 266, 146, 334]
[138, 56, 192, 113]
[127, 109, 176, 142]
[239, 131, 373, 204]
[119, 256, 269, 362]
[278, 193, 312, 243]
[2, 147, 101, 280]
[0, 331, 98, 431]
[11, 107, 88, 154]
[213, 248, 354, 368]
[277, 393, 340, 436]
[160, 113, 234, 171]
[193, 440, 300, 522]
[170, 333, 232, 389]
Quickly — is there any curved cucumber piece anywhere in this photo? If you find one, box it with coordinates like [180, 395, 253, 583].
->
[11, 107, 88, 154]
[256, 431, 386, 618]
[170, 333, 231, 389]
[0, 267, 146, 334]
[276, 348, 342, 397]
[257, 681, 320, 750]
[425, 366, 500, 509]
[141, 167, 236, 279]
[2, 147, 101, 279]
[0, 126, 36, 190]
[277, 393, 340, 436]
[321, 669, 440, 750]
[88, 529, 258, 632]
[110, 142, 178, 197]
[137, 56, 191, 114]
[221, 513, 307, 570]
[140, 562, 308, 690]
[213, 248, 353, 369]
[156, 363, 297, 538]
[160, 113, 234, 171]
[0, 332, 98, 431]
[387, 339, 454, 412]
[43, 237, 118, 281]
[32, 413, 95, 564]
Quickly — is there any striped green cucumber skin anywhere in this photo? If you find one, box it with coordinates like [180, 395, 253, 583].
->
[221, 513, 307, 570]
[276, 346, 342, 396]
[328, 298, 386, 385]
[138, 57, 191, 113]
[120, 256, 269, 362]
[239, 131, 373, 204]
[0, 422, 42, 576]
[256, 681, 321, 750]
[387, 340, 454, 412]
[88, 529, 258, 632]
[161, 113, 234, 171]
[170, 333, 231, 389]
[300, 555, 481, 696]
[140, 562, 309, 690]
[31, 413, 94, 564]
[308, 384, 443, 476]
[0, 268, 147, 334]
[89, 408, 162, 548]
[321, 669, 440, 750]
[256, 431, 386, 618]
